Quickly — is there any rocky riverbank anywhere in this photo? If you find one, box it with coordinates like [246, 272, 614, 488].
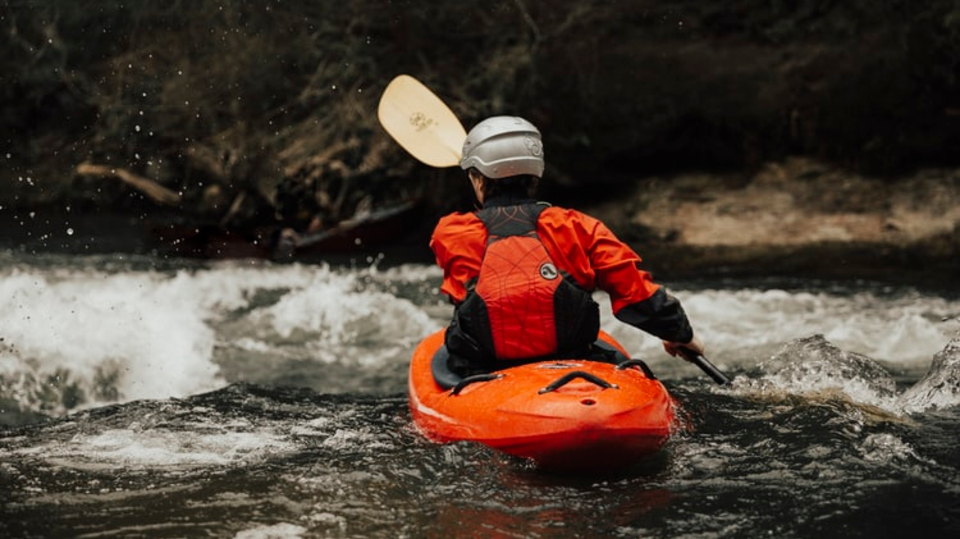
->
[585, 158, 960, 285]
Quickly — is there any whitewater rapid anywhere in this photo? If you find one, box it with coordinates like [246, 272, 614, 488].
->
[2, 253, 958, 424]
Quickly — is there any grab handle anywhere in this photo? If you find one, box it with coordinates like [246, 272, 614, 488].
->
[450, 373, 503, 396]
[616, 359, 658, 380]
[538, 371, 618, 394]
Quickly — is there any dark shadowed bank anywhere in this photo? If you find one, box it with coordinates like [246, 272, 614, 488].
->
[2, 0, 959, 282]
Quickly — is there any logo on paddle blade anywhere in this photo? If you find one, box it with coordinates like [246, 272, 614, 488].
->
[409, 112, 436, 132]
[539, 262, 558, 280]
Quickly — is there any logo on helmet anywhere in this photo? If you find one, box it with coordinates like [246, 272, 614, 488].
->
[539, 262, 558, 280]
[524, 136, 543, 157]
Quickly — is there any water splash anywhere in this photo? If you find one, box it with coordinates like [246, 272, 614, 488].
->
[859, 433, 925, 464]
[737, 331, 960, 416]
[0, 268, 222, 416]
[744, 334, 900, 410]
[240, 268, 436, 363]
[41, 427, 294, 469]
[602, 285, 959, 380]
[0, 259, 441, 420]
[0, 384, 406, 472]
[899, 330, 960, 413]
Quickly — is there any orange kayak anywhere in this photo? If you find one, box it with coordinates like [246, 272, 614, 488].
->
[408, 329, 677, 472]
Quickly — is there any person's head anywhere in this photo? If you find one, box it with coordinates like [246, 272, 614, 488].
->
[460, 116, 544, 204]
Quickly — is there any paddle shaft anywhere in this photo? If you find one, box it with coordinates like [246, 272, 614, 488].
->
[679, 348, 731, 385]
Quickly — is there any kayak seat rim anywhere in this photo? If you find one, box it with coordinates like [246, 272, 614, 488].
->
[430, 339, 645, 389]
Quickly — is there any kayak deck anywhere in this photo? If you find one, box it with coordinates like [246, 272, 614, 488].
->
[408, 330, 676, 472]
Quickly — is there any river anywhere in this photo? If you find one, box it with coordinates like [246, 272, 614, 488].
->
[1, 249, 959, 538]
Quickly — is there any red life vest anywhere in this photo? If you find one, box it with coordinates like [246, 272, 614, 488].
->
[448, 203, 600, 361]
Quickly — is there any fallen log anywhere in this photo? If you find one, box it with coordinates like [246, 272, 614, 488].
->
[75, 163, 181, 205]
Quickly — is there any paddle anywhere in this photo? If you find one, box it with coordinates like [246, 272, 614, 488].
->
[678, 348, 731, 385]
[377, 75, 467, 167]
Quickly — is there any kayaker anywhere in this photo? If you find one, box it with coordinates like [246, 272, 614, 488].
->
[431, 116, 705, 376]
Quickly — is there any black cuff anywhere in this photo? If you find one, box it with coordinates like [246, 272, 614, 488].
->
[614, 288, 694, 343]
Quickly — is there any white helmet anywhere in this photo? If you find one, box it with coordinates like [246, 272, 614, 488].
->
[460, 116, 545, 179]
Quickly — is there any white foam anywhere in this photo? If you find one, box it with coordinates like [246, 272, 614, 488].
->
[603, 286, 959, 369]
[226, 263, 439, 368]
[249, 270, 429, 344]
[8, 427, 294, 469]
[234, 523, 308, 539]
[0, 260, 443, 412]
[738, 335, 903, 413]
[321, 427, 392, 451]
[900, 334, 960, 412]
[0, 268, 222, 405]
[859, 433, 926, 464]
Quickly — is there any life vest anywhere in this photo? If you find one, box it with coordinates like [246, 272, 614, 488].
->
[446, 203, 600, 361]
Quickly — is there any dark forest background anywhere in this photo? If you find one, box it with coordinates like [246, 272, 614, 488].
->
[2, 0, 959, 250]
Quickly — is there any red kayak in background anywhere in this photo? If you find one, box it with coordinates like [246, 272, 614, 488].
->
[408, 329, 677, 473]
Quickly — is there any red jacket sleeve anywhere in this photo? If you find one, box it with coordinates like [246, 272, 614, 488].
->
[429, 212, 486, 303]
[538, 207, 693, 343]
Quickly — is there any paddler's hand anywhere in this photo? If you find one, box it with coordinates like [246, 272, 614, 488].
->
[663, 334, 705, 359]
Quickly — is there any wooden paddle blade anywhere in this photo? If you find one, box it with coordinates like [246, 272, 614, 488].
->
[377, 75, 467, 168]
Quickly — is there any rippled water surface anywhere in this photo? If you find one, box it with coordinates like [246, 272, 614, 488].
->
[1, 251, 959, 538]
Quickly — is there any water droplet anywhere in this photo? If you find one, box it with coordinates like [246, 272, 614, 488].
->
[67, 228, 74, 236]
